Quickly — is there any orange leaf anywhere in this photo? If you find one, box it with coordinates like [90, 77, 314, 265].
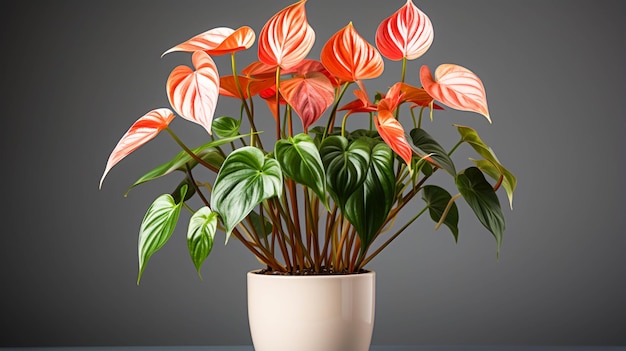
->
[375, 109, 413, 167]
[162, 26, 255, 56]
[258, 0, 315, 70]
[420, 64, 490, 122]
[338, 89, 377, 113]
[321, 23, 384, 82]
[242, 61, 277, 78]
[279, 72, 335, 130]
[99, 108, 174, 188]
[375, 0, 433, 61]
[166, 51, 220, 135]
[219, 75, 274, 99]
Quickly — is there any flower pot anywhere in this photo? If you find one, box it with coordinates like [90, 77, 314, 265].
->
[247, 270, 376, 351]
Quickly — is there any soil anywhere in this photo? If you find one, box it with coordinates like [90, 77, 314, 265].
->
[256, 266, 369, 276]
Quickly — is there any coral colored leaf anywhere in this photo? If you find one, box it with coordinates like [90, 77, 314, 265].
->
[374, 109, 413, 167]
[279, 72, 335, 130]
[100, 108, 174, 188]
[162, 26, 255, 56]
[283, 59, 340, 86]
[339, 89, 377, 113]
[258, 0, 315, 70]
[241, 61, 277, 78]
[321, 23, 384, 82]
[375, 0, 434, 61]
[166, 51, 220, 135]
[394, 82, 442, 109]
[420, 64, 490, 122]
[219, 75, 274, 99]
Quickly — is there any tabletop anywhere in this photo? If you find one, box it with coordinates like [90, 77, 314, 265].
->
[3, 346, 625, 351]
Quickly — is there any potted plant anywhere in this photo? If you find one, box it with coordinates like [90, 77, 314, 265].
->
[100, 1, 516, 350]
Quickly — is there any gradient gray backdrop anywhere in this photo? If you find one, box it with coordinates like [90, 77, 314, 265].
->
[1, 0, 624, 347]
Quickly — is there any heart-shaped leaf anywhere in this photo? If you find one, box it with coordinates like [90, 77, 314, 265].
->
[422, 185, 459, 241]
[456, 167, 505, 256]
[162, 26, 255, 56]
[279, 72, 335, 131]
[137, 185, 188, 284]
[420, 64, 490, 122]
[319, 136, 371, 210]
[100, 108, 174, 189]
[211, 147, 283, 241]
[456, 124, 516, 208]
[275, 133, 327, 207]
[321, 22, 384, 82]
[375, 0, 433, 61]
[409, 128, 456, 176]
[344, 141, 396, 251]
[258, 0, 315, 70]
[212, 116, 241, 138]
[167, 51, 220, 135]
[187, 206, 218, 278]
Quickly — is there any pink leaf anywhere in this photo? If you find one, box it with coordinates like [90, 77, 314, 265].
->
[166, 51, 220, 135]
[420, 64, 490, 122]
[99, 108, 175, 188]
[376, 0, 434, 61]
[280, 72, 335, 130]
[162, 26, 255, 56]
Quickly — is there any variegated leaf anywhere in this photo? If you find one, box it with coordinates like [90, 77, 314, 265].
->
[375, 0, 434, 60]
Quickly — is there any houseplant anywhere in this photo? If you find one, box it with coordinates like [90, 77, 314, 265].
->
[100, 0, 516, 349]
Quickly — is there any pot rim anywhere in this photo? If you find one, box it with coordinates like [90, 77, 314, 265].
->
[248, 269, 375, 279]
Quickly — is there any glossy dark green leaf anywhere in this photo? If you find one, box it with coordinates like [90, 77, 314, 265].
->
[171, 177, 196, 203]
[211, 147, 282, 241]
[137, 185, 188, 284]
[456, 124, 516, 208]
[456, 167, 505, 256]
[212, 116, 241, 138]
[422, 185, 459, 241]
[319, 136, 371, 210]
[344, 142, 396, 251]
[275, 133, 327, 207]
[409, 128, 456, 176]
[187, 206, 218, 279]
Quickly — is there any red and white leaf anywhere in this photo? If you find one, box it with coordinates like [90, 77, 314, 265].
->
[100, 108, 174, 188]
[375, 109, 413, 167]
[375, 0, 434, 61]
[279, 72, 335, 130]
[162, 26, 255, 56]
[321, 23, 384, 82]
[166, 51, 220, 135]
[219, 75, 274, 99]
[258, 0, 315, 70]
[420, 64, 490, 122]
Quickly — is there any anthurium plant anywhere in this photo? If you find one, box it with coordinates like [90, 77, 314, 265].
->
[100, 0, 516, 282]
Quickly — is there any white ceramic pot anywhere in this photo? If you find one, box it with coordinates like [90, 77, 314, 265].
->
[247, 270, 376, 351]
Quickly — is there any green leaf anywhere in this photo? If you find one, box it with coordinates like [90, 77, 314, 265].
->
[344, 142, 396, 252]
[422, 185, 459, 242]
[456, 125, 517, 208]
[275, 133, 327, 207]
[171, 177, 196, 203]
[125, 134, 252, 195]
[137, 185, 188, 284]
[319, 136, 371, 210]
[187, 206, 218, 279]
[409, 128, 456, 176]
[211, 147, 283, 241]
[212, 116, 241, 138]
[456, 167, 505, 256]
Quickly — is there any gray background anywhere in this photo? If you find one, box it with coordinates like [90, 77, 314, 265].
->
[1, 0, 624, 347]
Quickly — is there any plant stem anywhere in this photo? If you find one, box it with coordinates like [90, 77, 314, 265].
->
[361, 205, 428, 267]
[275, 67, 282, 141]
[184, 164, 209, 208]
[323, 82, 351, 139]
[231, 53, 263, 149]
[165, 127, 219, 173]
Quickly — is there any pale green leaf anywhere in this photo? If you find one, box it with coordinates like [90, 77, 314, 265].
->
[187, 206, 218, 278]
